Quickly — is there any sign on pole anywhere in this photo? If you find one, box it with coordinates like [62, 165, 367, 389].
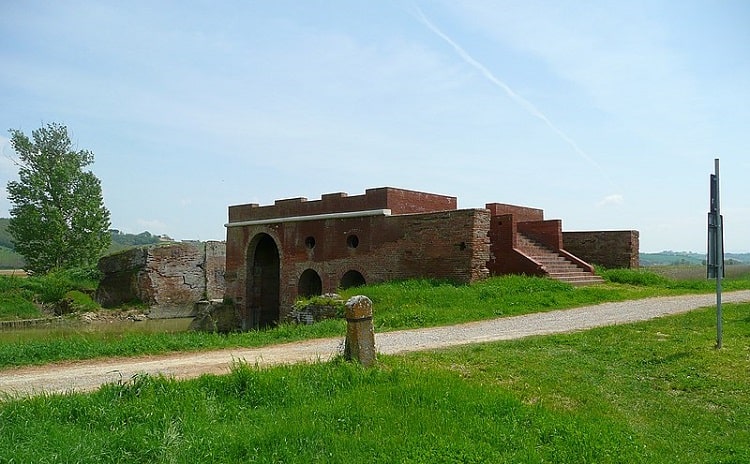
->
[707, 158, 723, 349]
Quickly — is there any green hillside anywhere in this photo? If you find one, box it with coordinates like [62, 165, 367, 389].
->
[0, 218, 14, 250]
[0, 219, 162, 268]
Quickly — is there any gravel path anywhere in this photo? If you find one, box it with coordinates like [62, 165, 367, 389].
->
[1, 291, 748, 398]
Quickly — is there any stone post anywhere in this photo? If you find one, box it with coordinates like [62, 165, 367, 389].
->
[344, 295, 376, 367]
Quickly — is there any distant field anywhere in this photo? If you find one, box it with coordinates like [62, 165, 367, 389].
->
[0, 269, 26, 277]
[648, 264, 750, 280]
[640, 251, 750, 266]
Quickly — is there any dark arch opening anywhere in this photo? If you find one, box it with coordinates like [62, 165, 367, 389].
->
[340, 270, 366, 289]
[298, 269, 322, 298]
[246, 233, 280, 329]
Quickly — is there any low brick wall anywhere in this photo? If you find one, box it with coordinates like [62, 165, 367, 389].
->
[563, 231, 639, 269]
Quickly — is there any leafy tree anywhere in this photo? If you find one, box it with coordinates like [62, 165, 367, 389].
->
[6, 123, 111, 274]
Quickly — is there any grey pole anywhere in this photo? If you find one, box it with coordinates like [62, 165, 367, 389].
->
[715, 158, 723, 349]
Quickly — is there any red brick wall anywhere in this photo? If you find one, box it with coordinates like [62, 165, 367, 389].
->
[228, 187, 457, 223]
[518, 220, 563, 250]
[485, 203, 544, 223]
[563, 231, 640, 269]
[224, 208, 490, 323]
[486, 213, 544, 277]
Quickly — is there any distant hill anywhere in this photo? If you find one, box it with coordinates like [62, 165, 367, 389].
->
[0, 218, 14, 250]
[640, 251, 750, 266]
[107, 230, 163, 253]
[0, 218, 166, 268]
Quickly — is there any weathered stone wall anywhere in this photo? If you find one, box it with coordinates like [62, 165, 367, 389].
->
[563, 231, 640, 269]
[96, 241, 226, 316]
[204, 241, 226, 300]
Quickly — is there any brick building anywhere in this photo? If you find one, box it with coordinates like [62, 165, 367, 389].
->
[224, 187, 638, 329]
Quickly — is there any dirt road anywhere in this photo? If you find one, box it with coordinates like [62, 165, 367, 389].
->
[2, 291, 748, 398]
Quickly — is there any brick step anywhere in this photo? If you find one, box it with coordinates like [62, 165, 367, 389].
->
[542, 264, 585, 272]
[548, 271, 605, 280]
[550, 275, 605, 283]
[529, 255, 568, 262]
[517, 232, 603, 286]
[532, 259, 583, 268]
[534, 259, 579, 267]
[565, 278, 605, 287]
[547, 270, 594, 277]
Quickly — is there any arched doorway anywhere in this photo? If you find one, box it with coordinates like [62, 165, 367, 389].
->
[246, 233, 280, 329]
[298, 269, 322, 298]
[340, 270, 366, 289]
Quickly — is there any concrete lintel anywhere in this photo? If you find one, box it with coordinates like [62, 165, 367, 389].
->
[224, 209, 392, 228]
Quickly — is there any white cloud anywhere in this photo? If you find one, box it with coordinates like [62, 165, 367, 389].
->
[597, 194, 624, 207]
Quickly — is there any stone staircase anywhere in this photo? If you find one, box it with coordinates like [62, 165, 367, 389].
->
[517, 233, 604, 286]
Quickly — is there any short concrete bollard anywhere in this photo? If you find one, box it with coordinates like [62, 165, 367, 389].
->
[344, 295, 376, 367]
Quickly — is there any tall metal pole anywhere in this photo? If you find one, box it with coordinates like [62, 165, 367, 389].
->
[714, 158, 723, 349]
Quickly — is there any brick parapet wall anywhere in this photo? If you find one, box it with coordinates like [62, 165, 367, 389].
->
[228, 187, 457, 223]
[487, 213, 546, 277]
[485, 203, 544, 223]
[518, 220, 563, 250]
[563, 231, 640, 269]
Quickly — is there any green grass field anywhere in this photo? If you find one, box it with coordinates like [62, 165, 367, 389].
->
[1, 269, 749, 368]
[1, 303, 747, 463]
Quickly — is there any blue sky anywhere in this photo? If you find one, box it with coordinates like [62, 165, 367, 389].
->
[1, 1, 748, 252]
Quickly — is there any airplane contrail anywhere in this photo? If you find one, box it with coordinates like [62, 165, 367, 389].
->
[413, 7, 617, 190]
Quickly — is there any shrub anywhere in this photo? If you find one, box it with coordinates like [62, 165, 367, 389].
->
[0, 291, 42, 319]
[0, 267, 103, 320]
[64, 290, 100, 312]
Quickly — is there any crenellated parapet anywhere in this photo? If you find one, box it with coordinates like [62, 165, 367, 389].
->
[228, 187, 457, 223]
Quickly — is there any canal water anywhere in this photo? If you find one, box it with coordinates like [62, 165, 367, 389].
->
[0, 317, 195, 343]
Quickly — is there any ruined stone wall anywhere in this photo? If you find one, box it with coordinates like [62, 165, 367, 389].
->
[96, 241, 226, 316]
[563, 231, 640, 269]
[95, 247, 148, 308]
[204, 241, 226, 300]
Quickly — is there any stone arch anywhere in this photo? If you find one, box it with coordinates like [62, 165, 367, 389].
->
[246, 233, 280, 329]
[298, 269, 322, 298]
[340, 270, 366, 289]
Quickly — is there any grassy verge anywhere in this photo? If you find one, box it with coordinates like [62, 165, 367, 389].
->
[0, 319, 345, 368]
[1, 303, 747, 463]
[1, 269, 749, 369]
